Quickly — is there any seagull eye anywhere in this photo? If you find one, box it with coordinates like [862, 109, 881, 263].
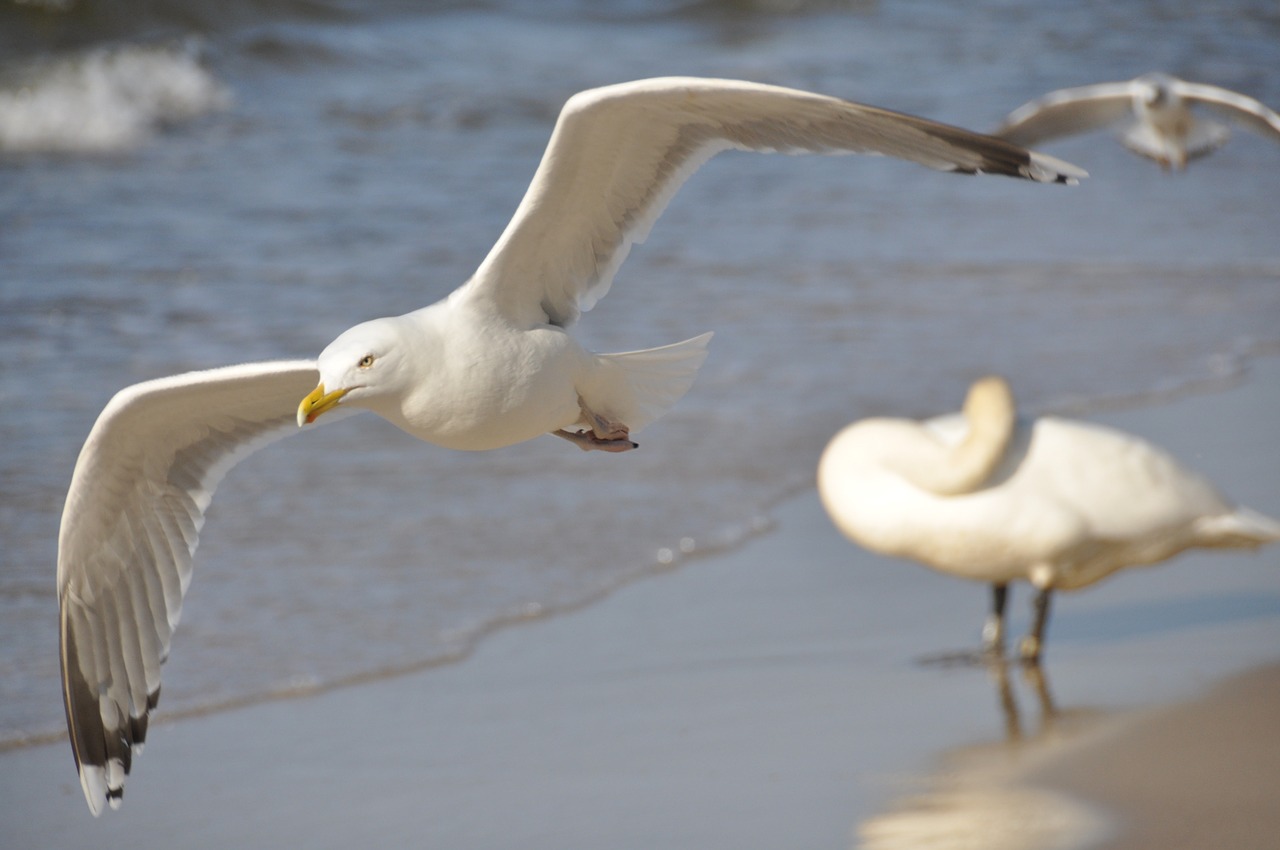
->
[358, 354, 375, 369]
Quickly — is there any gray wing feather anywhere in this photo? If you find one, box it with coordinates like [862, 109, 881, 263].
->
[460, 77, 1084, 329]
[57, 360, 335, 815]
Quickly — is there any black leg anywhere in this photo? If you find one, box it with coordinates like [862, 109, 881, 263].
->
[1019, 588, 1052, 662]
[982, 582, 1009, 656]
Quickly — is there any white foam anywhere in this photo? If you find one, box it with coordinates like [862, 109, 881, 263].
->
[0, 42, 230, 154]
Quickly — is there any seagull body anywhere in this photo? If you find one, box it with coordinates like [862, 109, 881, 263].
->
[56, 77, 1085, 815]
[995, 72, 1280, 170]
[302, 291, 711, 453]
[817, 377, 1280, 660]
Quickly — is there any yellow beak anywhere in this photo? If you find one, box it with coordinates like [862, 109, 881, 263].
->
[297, 384, 349, 426]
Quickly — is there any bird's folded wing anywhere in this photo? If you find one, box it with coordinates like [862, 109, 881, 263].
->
[994, 81, 1138, 145]
[1175, 81, 1280, 142]
[56, 360, 332, 815]
[461, 77, 1085, 329]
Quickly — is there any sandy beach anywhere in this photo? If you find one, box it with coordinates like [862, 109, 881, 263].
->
[1035, 661, 1280, 850]
[858, 661, 1280, 850]
[4, 3, 1278, 849]
[3, 358, 1278, 849]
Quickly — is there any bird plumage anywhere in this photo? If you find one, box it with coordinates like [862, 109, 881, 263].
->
[57, 361, 323, 814]
[57, 77, 1085, 814]
[818, 376, 1280, 659]
[995, 73, 1280, 170]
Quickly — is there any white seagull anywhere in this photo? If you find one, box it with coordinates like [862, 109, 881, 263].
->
[56, 76, 1086, 815]
[818, 376, 1280, 661]
[994, 72, 1280, 171]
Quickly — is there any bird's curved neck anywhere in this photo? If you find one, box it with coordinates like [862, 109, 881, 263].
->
[904, 377, 1017, 496]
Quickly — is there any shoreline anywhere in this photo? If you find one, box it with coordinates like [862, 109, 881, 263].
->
[1, 346, 1271, 756]
[2, 358, 1277, 848]
[858, 660, 1280, 850]
[1036, 661, 1280, 850]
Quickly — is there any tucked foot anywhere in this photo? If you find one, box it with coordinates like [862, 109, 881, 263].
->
[579, 397, 633, 442]
[557, 396, 638, 452]
[553, 429, 638, 453]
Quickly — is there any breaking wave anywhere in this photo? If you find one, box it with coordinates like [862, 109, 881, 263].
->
[0, 41, 229, 155]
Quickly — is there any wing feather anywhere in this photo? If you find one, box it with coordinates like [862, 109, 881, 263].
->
[57, 359, 334, 815]
[121, 554, 165, 695]
[994, 81, 1139, 146]
[460, 77, 1084, 329]
[136, 509, 178, 650]
[1174, 80, 1280, 143]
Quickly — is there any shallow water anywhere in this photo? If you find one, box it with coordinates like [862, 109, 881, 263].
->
[2, 0, 1279, 746]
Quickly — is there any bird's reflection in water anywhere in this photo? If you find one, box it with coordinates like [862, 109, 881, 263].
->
[917, 649, 1060, 741]
[990, 659, 1057, 742]
[855, 660, 1108, 850]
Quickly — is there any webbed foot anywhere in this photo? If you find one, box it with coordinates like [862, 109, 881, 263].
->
[553, 429, 638, 453]
[555, 397, 637, 452]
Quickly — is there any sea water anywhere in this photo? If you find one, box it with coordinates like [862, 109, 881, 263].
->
[1, 0, 1278, 746]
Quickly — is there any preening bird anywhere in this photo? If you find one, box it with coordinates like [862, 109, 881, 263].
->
[994, 72, 1280, 171]
[56, 76, 1086, 815]
[817, 376, 1280, 661]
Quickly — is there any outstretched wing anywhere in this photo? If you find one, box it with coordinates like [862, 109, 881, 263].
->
[56, 360, 343, 815]
[460, 77, 1086, 328]
[994, 81, 1139, 146]
[1174, 80, 1280, 144]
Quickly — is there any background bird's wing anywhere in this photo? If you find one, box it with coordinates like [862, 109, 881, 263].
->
[56, 360, 346, 815]
[994, 81, 1138, 146]
[1174, 81, 1280, 143]
[459, 77, 1085, 328]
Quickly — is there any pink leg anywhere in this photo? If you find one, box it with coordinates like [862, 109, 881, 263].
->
[552, 397, 638, 453]
[553, 429, 637, 453]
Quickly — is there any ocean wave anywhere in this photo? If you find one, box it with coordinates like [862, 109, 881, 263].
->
[0, 0, 368, 59]
[0, 41, 230, 155]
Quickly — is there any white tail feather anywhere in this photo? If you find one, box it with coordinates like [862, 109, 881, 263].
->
[1184, 119, 1232, 158]
[585, 332, 713, 433]
[1196, 506, 1280, 548]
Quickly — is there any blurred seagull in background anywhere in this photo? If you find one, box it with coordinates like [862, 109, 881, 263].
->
[55, 76, 1086, 816]
[995, 72, 1280, 171]
[818, 376, 1280, 662]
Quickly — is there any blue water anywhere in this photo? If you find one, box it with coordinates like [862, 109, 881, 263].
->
[2, 0, 1279, 748]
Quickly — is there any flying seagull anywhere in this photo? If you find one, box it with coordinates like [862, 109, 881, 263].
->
[57, 76, 1085, 815]
[818, 376, 1280, 661]
[994, 72, 1280, 170]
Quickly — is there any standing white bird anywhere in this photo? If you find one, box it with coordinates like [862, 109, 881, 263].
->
[994, 72, 1280, 171]
[817, 376, 1280, 662]
[56, 77, 1086, 815]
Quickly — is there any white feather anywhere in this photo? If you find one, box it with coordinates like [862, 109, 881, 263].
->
[996, 72, 1280, 170]
[818, 377, 1280, 653]
[463, 77, 1084, 329]
[57, 77, 1085, 814]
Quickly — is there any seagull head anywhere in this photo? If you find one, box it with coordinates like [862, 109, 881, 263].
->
[298, 317, 412, 426]
[1136, 72, 1177, 109]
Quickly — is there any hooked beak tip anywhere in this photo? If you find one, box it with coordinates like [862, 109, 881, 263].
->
[297, 383, 347, 427]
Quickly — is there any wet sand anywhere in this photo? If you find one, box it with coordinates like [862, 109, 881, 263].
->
[1032, 661, 1280, 850]
[857, 660, 1280, 850]
[2, 358, 1278, 849]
